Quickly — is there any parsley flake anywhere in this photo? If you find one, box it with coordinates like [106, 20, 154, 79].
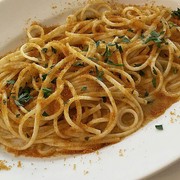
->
[95, 40, 100, 47]
[50, 64, 55, 69]
[81, 86, 87, 91]
[121, 36, 130, 43]
[42, 74, 47, 81]
[153, 68, 157, 75]
[44, 63, 48, 68]
[144, 91, 149, 97]
[172, 67, 178, 74]
[172, 8, 180, 19]
[145, 31, 165, 48]
[84, 137, 89, 141]
[42, 48, 48, 53]
[134, 63, 142, 67]
[88, 57, 98, 61]
[51, 46, 57, 54]
[42, 111, 49, 117]
[73, 61, 85, 67]
[115, 43, 123, 53]
[169, 21, 177, 28]
[82, 46, 88, 52]
[3, 100, 6, 105]
[6, 80, 15, 85]
[95, 66, 104, 81]
[155, 124, 163, 130]
[51, 77, 57, 84]
[139, 70, 145, 76]
[15, 87, 32, 106]
[16, 114, 20, 118]
[152, 77, 157, 88]
[140, 33, 145, 40]
[106, 42, 123, 53]
[102, 96, 107, 102]
[103, 45, 111, 57]
[42, 88, 53, 98]
[127, 28, 134, 32]
[105, 59, 124, 66]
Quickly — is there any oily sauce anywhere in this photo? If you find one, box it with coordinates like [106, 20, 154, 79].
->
[5, 92, 178, 157]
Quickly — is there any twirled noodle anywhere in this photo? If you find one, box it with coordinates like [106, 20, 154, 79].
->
[0, 0, 180, 157]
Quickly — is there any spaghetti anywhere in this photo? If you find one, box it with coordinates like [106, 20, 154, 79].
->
[0, 0, 180, 157]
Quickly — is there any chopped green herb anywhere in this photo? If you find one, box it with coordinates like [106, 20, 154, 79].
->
[17, 92, 32, 105]
[105, 59, 124, 66]
[85, 17, 94, 20]
[153, 68, 157, 75]
[172, 67, 178, 74]
[26, 133, 30, 138]
[95, 66, 104, 81]
[88, 57, 98, 61]
[160, 31, 165, 35]
[15, 100, 22, 106]
[144, 91, 149, 97]
[121, 36, 130, 43]
[3, 100, 6, 105]
[103, 45, 111, 57]
[155, 124, 163, 130]
[139, 70, 145, 76]
[151, 31, 160, 36]
[15, 87, 32, 106]
[95, 40, 101, 47]
[145, 31, 165, 48]
[118, 36, 124, 39]
[84, 137, 89, 141]
[73, 61, 85, 67]
[51, 77, 57, 84]
[64, 100, 70, 105]
[42, 88, 53, 98]
[127, 28, 134, 32]
[42, 111, 49, 117]
[107, 43, 115, 46]
[169, 21, 177, 28]
[51, 46, 57, 54]
[42, 48, 48, 53]
[42, 74, 47, 81]
[152, 77, 157, 88]
[6, 80, 15, 85]
[50, 64, 55, 69]
[11, 96, 16, 99]
[147, 99, 154, 104]
[172, 8, 180, 19]
[82, 46, 88, 52]
[16, 114, 20, 118]
[102, 96, 107, 102]
[106, 42, 123, 53]
[140, 33, 145, 40]
[134, 63, 142, 67]
[89, 69, 94, 74]
[115, 43, 123, 53]
[81, 86, 87, 91]
[44, 63, 48, 68]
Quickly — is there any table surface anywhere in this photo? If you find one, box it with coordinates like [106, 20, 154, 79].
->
[146, 159, 180, 180]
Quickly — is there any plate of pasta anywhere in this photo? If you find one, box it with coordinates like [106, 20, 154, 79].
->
[0, 0, 180, 179]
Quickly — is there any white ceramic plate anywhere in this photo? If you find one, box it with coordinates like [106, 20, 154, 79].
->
[0, 0, 180, 179]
